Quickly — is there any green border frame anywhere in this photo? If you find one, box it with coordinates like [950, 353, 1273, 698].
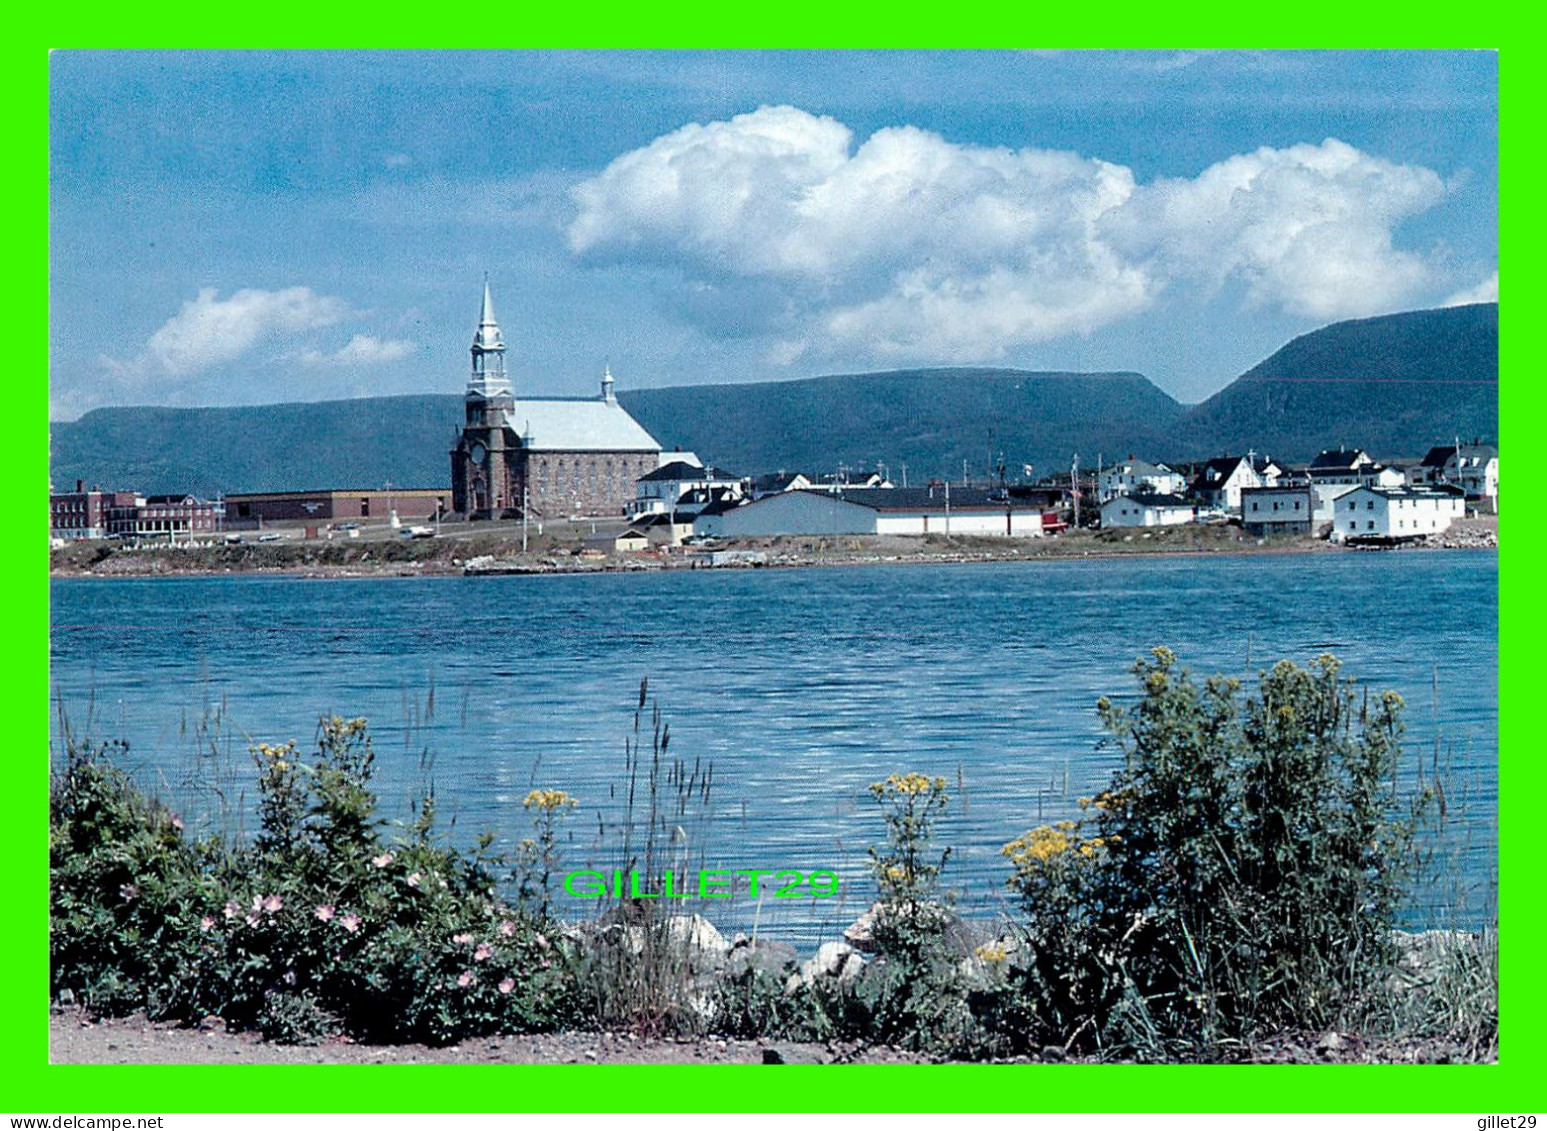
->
[14, 24, 1530, 1114]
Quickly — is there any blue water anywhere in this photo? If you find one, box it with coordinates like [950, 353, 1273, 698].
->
[50, 552, 1498, 945]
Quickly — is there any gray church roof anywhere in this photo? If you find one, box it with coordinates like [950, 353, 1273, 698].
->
[512, 397, 661, 453]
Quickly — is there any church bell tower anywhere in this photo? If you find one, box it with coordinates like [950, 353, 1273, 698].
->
[452, 279, 518, 518]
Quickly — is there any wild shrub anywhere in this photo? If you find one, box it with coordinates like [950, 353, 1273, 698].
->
[999, 649, 1430, 1058]
[49, 717, 576, 1045]
[809, 772, 976, 1053]
[49, 738, 226, 1019]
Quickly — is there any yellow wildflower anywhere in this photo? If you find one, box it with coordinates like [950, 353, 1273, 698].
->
[975, 940, 1011, 964]
[523, 789, 578, 810]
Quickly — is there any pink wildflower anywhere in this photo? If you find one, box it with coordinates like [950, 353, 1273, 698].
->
[498, 920, 516, 938]
[245, 913, 260, 928]
[535, 932, 550, 951]
[314, 905, 335, 922]
[498, 977, 515, 995]
[473, 943, 492, 962]
[406, 872, 421, 888]
[119, 883, 138, 901]
[372, 852, 393, 869]
[457, 971, 475, 988]
[170, 815, 184, 831]
[262, 894, 283, 914]
[340, 913, 362, 933]
[223, 900, 241, 920]
[452, 932, 474, 945]
[199, 916, 215, 932]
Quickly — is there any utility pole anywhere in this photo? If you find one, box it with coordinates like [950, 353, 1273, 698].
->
[522, 483, 529, 553]
[944, 479, 951, 537]
[1072, 455, 1080, 528]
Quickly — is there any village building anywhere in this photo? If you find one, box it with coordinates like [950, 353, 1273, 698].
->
[630, 511, 697, 548]
[1415, 443, 1499, 505]
[1332, 485, 1465, 540]
[702, 486, 1060, 539]
[224, 488, 447, 527]
[582, 527, 650, 555]
[1187, 454, 1282, 512]
[50, 482, 225, 541]
[450, 282, 661, 520]
[1099, 492, 1196, 529]
[748, 471, 812, 499]
[1098, 457, 1186, 503]
[1240, 485, 1315, 536]
[1298, 447, 1409, 521]
[50, 481, 138, 540]
[628, 459, 745, 518]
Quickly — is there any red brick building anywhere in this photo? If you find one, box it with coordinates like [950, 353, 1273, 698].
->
[50, 482, 224, 540]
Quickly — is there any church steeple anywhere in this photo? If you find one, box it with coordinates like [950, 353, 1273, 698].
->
[468, 277, 512, 399]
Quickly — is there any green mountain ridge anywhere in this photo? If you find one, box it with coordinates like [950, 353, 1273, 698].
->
[50, 304, 1497, 497]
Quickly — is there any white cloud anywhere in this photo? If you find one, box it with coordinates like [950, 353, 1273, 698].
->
[1107, 139, 1445, 320]
[116, 286, 349, 379]
[1444, 270, 1498, 306]
[300, 334, 416, 366]
[568, 107, 1449, 363]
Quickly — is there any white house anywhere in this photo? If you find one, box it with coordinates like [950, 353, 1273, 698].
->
[1098, 458, 1186, 503]
[1332, 486, 1465, 540]
[1187, 455, 1281, 512]
[704, 486, 1054, 539]
[1417, 443, 1498, 504]
[1240, 485, 1314, 535]
[629, 459, 745, 518]
[1099, 493, 1196, 528]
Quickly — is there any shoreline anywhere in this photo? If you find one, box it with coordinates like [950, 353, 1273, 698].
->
[49, 519, 1497, 582]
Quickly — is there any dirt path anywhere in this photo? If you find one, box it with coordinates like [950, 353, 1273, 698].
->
[48, 1011, 923, 1065]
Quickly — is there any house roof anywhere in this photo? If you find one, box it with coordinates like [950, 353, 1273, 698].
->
[1103, 458, 1175, 477]
[639, 460, 741, 483]
[697, 496, 745, 517]
[812, 486, 1047, 513]
[507, 398, 660, 453]
[1342, 485, 1466, 501]
[750, 472, 808, 492]
[1421, 444, 1498, 467]
[1103, 492, 1192, 509]
[1309, 448, 1371, 471]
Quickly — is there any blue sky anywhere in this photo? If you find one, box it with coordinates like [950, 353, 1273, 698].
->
[48, 50, 1497, 420]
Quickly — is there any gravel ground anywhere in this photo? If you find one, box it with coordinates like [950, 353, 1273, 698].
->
[48, 1010, 924, 1065]
[49, 1010, 1490, 1065]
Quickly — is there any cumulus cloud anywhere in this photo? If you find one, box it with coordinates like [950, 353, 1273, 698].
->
[299, 334, 416, 367]
[1443, 271, 1498, 306]
[568, 107, 1449, 362]
[114, 286, 349, 379]
[1107, 139, 1445, 320]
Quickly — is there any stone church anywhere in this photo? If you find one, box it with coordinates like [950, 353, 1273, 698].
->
[450, 282, 662, 520]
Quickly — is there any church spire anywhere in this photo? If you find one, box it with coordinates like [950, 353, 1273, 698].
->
[468, 276, 512, 399]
